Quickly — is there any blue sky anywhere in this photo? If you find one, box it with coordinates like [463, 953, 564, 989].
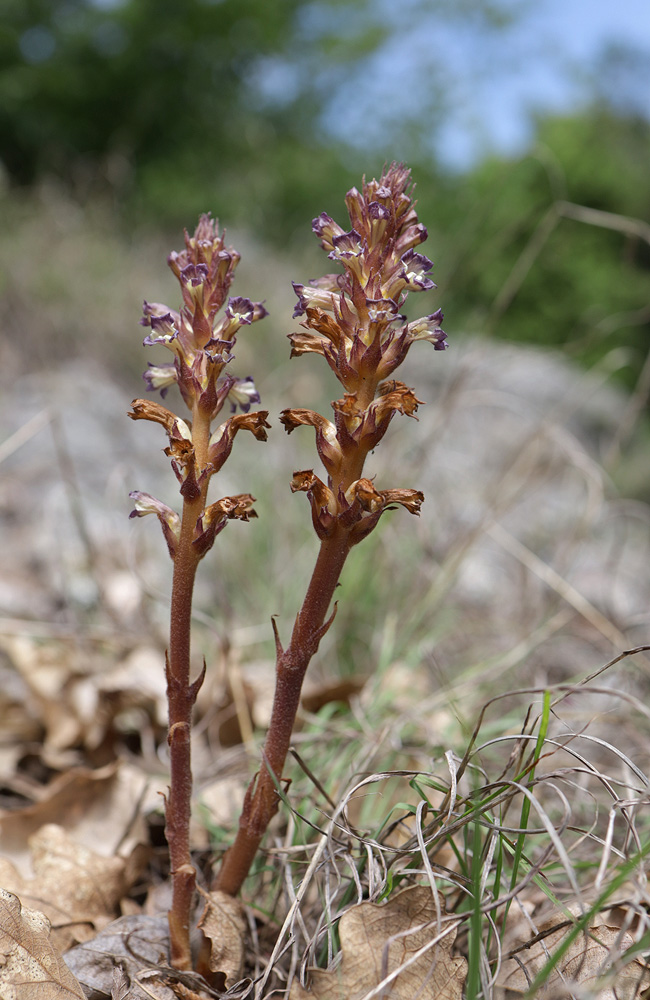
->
[314, 0, 650, 168]
[81, 0, 650, 171]
[464, 0, 650, 160]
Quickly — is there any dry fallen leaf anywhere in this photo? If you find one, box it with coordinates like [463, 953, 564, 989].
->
[0, 823, 134, 951]
[0, 635, 168, 755]
[289, 885, 467, 1000]
[497, 906, 650, 999]
[197, 890, 246, 989]
[0, 761, 149, 873]
[111, 965, 131, 1000]
[193, 776, 246, 845]
[301, 676, 368, 714]
[64, 914, 176, 1000]
[0, 888, 86, 1000]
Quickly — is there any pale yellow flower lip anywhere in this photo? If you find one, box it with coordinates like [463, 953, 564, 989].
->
[128, 491, 181, 560]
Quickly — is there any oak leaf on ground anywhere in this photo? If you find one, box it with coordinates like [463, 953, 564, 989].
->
[0, 887, 86, 1000]
[0, 762, 149, 873]
[289, 885, 467, 1000]
[197, 890, 246, 989]
[0, 636, 168, 753]
[0, 823, 134, 951]
[64, 914, 177, 1000]
[497, 906, 650, 999]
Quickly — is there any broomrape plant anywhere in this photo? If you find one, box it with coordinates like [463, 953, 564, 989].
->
[128, 219, 270, 968]
[129, 163, 447, 971]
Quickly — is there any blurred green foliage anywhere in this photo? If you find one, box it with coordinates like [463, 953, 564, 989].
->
[0, 0, 372, 233]
[417, 110, 650, 387]
[1, 0, 648, 387]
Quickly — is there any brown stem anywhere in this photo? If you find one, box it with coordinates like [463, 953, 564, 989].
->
[166, 406, 211, 970]
[215, 384, 379, 898]
[215, 527, 351, 896]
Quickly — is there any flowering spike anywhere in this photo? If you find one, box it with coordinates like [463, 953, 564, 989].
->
[279, 165, 444, 541]
[291, 164, 446, 395]
[129, 212, 268, 963]
[216, 166, 446, 905]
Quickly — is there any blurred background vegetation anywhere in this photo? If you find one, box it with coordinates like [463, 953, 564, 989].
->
[1, 0, 649, 783]
[1, 0, 648, 390]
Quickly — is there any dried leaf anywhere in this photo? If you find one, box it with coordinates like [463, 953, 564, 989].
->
[0, 888, 86, 1000]
[64, 913, 176, 1000]
[301, 676, 368, 714]
[289, 885, 467, 1000]
[197, 890, 246, 988]
[0, 636, 168, 753]
[0, 762, 149, 873]
[0, 823, 132, 951]
[111, 966, 131, 1000]
[1, 635, 95, 751]
[497, 907, 650, 999]
[191, 777, 245, 846]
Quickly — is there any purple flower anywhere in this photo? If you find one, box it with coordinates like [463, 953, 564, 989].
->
[180, 263, 209, 287]
[224, 375, 261, 413]
[400, 250, 436, 291]
[405, 310, 447, 349]
[140, 302, 180, 350]
[328, 229, 365, 262]
[226, 297, 268, 325]
[312, 212, 345, 250]
[128, 491, 181, 559]
[143, 362, 178, 396]
[368, 201, 391, 222]
[365, 297, 402, 323]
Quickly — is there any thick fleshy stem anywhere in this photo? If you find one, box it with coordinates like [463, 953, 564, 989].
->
[165, 404, 211, 969]
[215, 527, 350, 896]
